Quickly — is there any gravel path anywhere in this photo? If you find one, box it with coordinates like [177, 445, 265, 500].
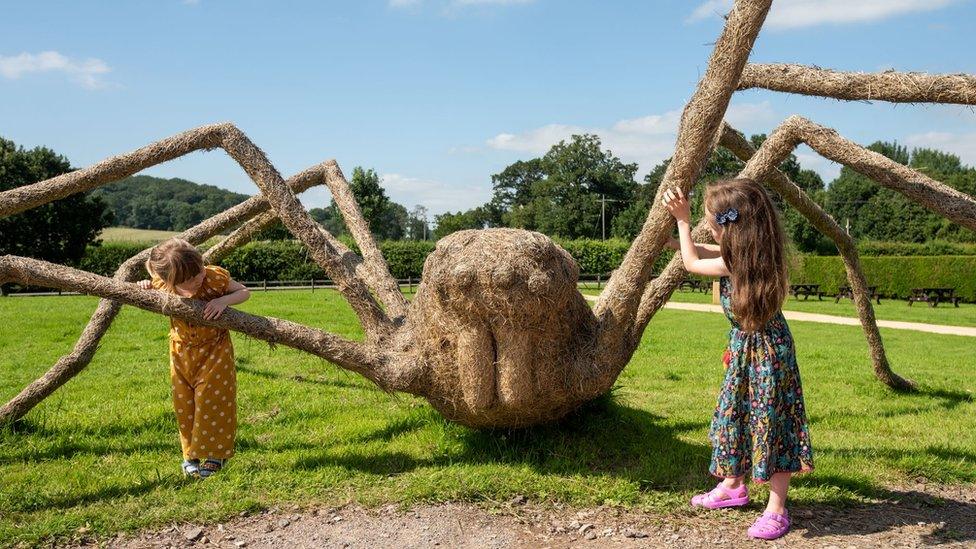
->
[73, 483, 975, 548]
[580, 295, 976, 337]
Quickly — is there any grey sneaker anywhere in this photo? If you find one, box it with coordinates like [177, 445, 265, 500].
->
[182, 459, 201, 478]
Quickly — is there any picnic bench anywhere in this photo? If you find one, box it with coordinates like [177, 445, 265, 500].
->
[836, 285, 881, 305]
[909, 287, 961, 307]
[677, 279, 709, 293]
[790, 283, 824, 300]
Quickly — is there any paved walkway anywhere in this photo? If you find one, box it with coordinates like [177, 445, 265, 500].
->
[581, 294, 976, 337]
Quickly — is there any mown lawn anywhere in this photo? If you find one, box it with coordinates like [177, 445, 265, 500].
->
[98, 226, 181, 243]
[1, 290, 974, 545]
[580, 286, 976, 327]
[98, 226, 223, 247]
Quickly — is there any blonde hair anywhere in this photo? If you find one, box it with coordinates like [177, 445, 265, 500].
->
[704, 178, 788, 332]
[146, 238, 204, 289]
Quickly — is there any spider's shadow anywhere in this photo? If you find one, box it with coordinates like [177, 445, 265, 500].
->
[295, 391, 711, 492]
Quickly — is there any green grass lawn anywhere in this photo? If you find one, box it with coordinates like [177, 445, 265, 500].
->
[1, 290, 974, 545]
[580, 286, 976, 327]
[98, 227, 223, 247]
[99, 226, 182, 243]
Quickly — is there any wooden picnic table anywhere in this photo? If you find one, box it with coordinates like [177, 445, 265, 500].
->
[677, 279, 709, 293]
[909, 287, 961, 307]
[836, 285, 881, 305]
[790, 283, 823, 300]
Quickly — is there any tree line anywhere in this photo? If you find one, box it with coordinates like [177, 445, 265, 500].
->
[434, 134, 976, 251]
[3, 132, 974, 272]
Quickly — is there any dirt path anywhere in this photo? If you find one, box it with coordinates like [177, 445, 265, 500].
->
[580, 295, 976, 337]
[76, 484, 975, 548]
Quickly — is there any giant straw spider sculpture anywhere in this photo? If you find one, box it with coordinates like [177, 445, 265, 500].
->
[2, 0, 975, 427]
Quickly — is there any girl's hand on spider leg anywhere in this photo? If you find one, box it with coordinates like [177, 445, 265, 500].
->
[663, 187, 692, 223]
[203, 297, 229, 320]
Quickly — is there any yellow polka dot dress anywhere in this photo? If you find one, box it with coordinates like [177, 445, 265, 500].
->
[152, 265, 237, 461]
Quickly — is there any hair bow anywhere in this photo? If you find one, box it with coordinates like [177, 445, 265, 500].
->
[715, 208, 739, 225]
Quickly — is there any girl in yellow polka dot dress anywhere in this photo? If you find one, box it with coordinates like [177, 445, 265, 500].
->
[138, 238, 251, 478]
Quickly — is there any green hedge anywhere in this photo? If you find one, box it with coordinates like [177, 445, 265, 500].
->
[854, 240, 976, 256]
[77, 239, 661, 281]
[792, 255, 976, 302]
[74, 240, 975, 302]
[77, 242, 152, 277]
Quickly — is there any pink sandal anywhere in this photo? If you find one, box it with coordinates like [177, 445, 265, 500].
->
[747, 510, 790, 540]
[690, 482, 749, 509]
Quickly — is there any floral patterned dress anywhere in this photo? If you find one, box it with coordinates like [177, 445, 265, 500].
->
[709, 276, 814, 482]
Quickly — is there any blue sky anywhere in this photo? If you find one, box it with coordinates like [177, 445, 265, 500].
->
[2, 0, 975, 216]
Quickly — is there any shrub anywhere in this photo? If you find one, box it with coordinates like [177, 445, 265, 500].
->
[77, 242, 151, 277]
[555, 238, 675, 275]
[380, 240, 436, 279]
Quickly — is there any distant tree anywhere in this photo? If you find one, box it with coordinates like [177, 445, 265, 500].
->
[490, 158, 545, 212]
[252, 220, 292, 241]
[822, 142, 976, 244]
[610, 147, 744, 239]
[92, 175, 248, 231]
[489, 134, 639, 239]
[349, 167, 393, 237]
[406, 205, 430, 241]
[309, 205, 345, 237]
[381, 202, 408, 241]
[911, 148, 976, 243]
[0, 137, 112, 267]
[605, 137, 834, 252]
[305, 168, 408, 241]
[433, 207, 493, 240]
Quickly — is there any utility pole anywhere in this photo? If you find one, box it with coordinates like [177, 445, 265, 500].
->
[601, 195, 606, 240]
[598, 195, 621, 240]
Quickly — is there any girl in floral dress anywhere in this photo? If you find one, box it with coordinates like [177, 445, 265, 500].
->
[663, 178, 814, 540]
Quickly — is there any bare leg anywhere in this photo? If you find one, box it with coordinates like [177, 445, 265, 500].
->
[721, 476, 746, 490]
[765, 472, 791, 515]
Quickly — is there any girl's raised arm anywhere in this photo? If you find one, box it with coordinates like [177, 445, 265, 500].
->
[665, 237, 722, 259]
[663, 188, 731, 277]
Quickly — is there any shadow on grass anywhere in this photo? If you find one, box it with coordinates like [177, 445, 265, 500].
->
[10, 474, 183, 513]
[293, 392, 712, 492]
[3, 387, 973, 543]
[922, 386, 974, 411]
[236, 364, 372, 392]
[286, 392, 976, 543]
[0, 414, 176, 464]
[0, 438, 173, 465]
[790, 475, 976, 545]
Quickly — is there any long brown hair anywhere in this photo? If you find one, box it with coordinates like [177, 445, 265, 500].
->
[704, 178, 788, 331]
[146, 238, 204, 290]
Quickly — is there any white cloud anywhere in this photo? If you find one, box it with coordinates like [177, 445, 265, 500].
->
[686, 0, 733, 23]
[381, 173, 492, 215]
[0, 51, 111, 89]
[795, 147, 842, 182]
[904, 131, 976, 167]
[486, 101, 776, 176]
[390, 0, 534, 8]
[687, 0, 960, 29]
[724, 100, 777, 128]
[453, 0, 534, 5]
